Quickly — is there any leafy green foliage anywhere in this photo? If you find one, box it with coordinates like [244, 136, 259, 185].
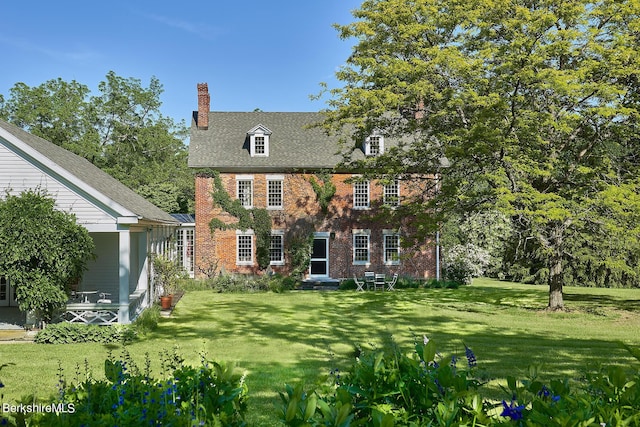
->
[308, 171, 337, 215]
[0, 190, 95, 321]
[132, 304, 161, 335]
[280, 338, 488, 426]
[325, 0, 640, 306]
[208, 171, 272, 270]
[194, 273, 297, 293]
[150, 253, 186, 296]
[0, 72, 193, 213]
[33, 323, 135, 344]
[280, 339, 640, 426]
[287, 231, 314, 279]
[16, 348, 248, 426]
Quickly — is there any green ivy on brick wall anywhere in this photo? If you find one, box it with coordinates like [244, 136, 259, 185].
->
[208, 171, 272, 270]
[308, 170, 336, 215]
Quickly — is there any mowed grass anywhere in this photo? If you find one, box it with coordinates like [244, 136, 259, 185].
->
[1, 278, 640, 426]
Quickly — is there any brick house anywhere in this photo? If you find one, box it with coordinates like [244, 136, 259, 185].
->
[188, 83, 437, 282]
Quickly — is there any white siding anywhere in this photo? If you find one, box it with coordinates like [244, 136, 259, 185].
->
[81, 233, 120, 302]
[0, 144, 116, 226]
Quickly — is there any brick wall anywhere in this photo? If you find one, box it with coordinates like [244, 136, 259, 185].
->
[194, 172, 436, 279]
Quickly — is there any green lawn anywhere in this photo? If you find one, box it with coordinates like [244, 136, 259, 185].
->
[1, 278, 639, 426]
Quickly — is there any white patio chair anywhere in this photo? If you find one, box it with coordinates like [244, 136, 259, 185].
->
[353, 274, 366, 291]
[97, 292, 112, 304]
[374, 274, 386, 291]
[386, 273, 399, 291]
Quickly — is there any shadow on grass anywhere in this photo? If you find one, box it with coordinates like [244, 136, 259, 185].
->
[144, 286, 640, 426]
[563, 292, 640, 312]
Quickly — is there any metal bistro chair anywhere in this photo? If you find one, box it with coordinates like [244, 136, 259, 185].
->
[386, 273, 399, 291]
[354, 274, 366, 292]
[364, 271, 375, 290]
[374, 274, 386, 291]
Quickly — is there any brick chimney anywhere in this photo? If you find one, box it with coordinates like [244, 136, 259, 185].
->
[197, 83, 210, 130]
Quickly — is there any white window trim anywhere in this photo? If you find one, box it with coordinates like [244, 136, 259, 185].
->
[353, 177, 370, 210]
[352, 229, 371, 265]
[364, 133, 384, 156]
[236, 229, 254, 266]
[248, 124, 272, 157]
[269, 230, 285, 266]
[236, 175, 254, 208]
[383, 179, 400, 208]
[266, 174, 284, 210]
[383, 229, 401, 265]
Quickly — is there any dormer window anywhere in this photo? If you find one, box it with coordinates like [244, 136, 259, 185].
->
[364, 133, 384, 156]
[248, 124, 272, 157]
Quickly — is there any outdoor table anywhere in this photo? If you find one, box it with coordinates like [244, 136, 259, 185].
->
[76, 290, 98, 303]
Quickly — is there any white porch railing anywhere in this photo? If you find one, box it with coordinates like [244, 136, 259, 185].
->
[129, 289, 147, 320]
[61, 303, 119, 325]
[62, 290, 148, 325]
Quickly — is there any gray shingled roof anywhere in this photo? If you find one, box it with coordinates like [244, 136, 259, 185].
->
[188, 112, 363, 171]
[0, 119, 178, 225]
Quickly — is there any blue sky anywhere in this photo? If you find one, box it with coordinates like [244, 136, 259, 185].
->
[0, 0, 361, 124]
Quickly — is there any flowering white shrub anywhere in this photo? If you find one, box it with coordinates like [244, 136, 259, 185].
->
[443, 243, 490, 285]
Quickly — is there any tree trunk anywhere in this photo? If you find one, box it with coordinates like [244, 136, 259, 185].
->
[548, 253, 564, 310]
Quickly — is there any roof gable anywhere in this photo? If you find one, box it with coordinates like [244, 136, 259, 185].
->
[0, 119, 177, 225]
[247, 124, 272, 135]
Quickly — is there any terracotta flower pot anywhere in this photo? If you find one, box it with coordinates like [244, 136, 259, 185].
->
[160, 295, 173, 310]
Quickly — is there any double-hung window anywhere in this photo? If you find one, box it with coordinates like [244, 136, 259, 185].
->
[236, 230, 254, 266]
[248, 124, 271, 157]
[269, 231, 285, 265]
[353, 178, 370, 209]
[254, 136, 266, 155]
[364, 133, 384, 156]
[353, 230, 370, 265]
[266, 175, 284, 209]
[383, 230, 401, 265]
[383, 179, 400, 207]
[236, 175, 253, 208]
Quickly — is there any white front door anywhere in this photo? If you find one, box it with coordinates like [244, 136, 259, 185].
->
[0, 276, 17, 307]
[309, 232, 330, 278]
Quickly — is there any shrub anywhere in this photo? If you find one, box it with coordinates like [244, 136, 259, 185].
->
[210, 274, 271, 293]
[443, 243, 490, 285]
[150, 253, 187, 296]
[132, 304, 161, 335]
[28, 348, 248, 427]
[280, 337, 487, 426]
[280, 339, 640, 426]
[34, 323, 135, 344]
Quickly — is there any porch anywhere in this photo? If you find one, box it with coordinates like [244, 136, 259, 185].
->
[0, 289, 150, 329]
[59, 289, 148, 326]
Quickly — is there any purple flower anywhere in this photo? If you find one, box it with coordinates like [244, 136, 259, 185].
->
[501, 400, 525, 420]
[450, 355, 458, 369]
[464, 345, 477, 368]
[537, 385, 550, 398]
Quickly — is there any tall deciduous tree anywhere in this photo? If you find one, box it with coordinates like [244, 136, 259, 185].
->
[325, 0, 640, 309]
[0, 190, 95, 321]
[0, 71, 193, 213]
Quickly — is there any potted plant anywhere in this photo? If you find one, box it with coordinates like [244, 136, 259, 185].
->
[151, 254, 181, 310]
